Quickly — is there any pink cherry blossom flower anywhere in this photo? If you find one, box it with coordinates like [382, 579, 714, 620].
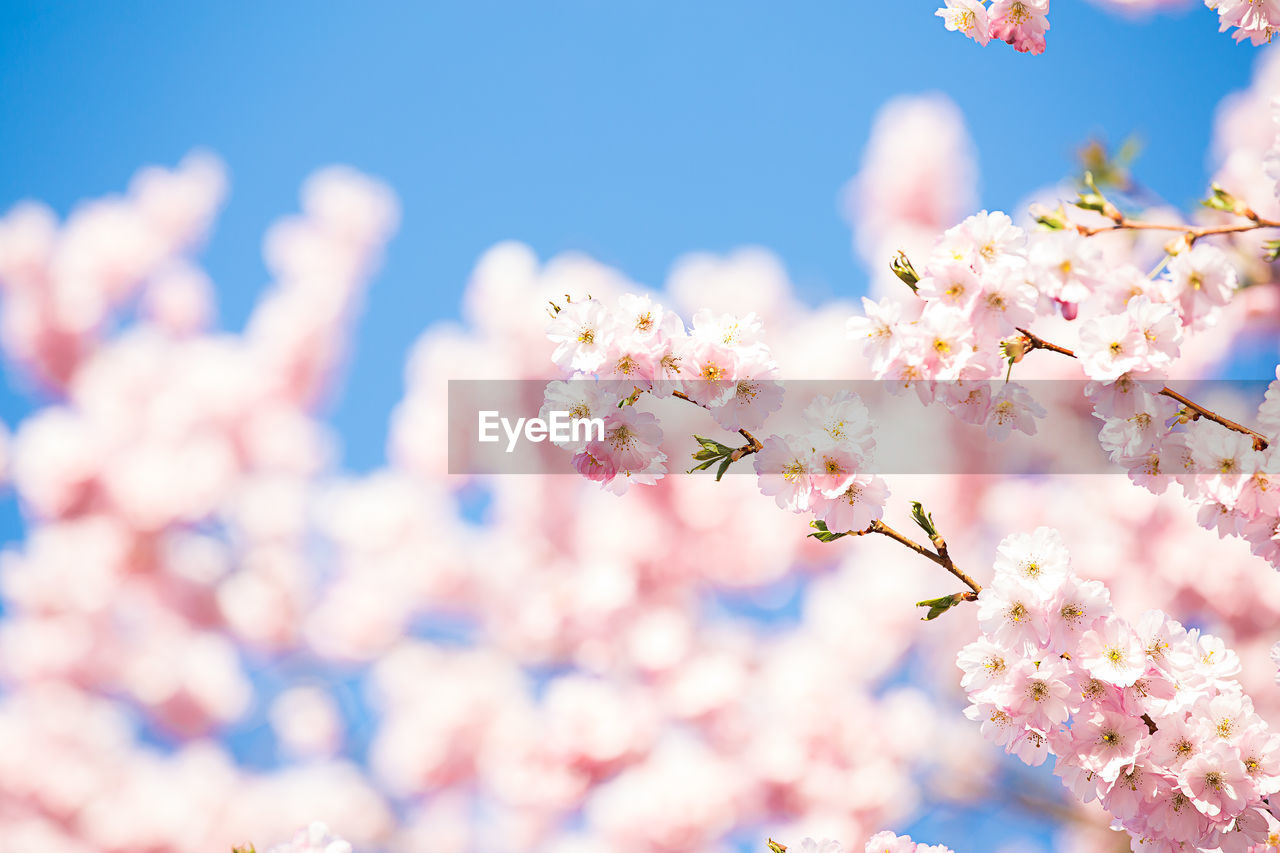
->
[1029, 230, 1102, 304]
[969, 258, 1038, 335]
[547, 299, 614, 373]
[708, 366, 784, 432]
[1209, 0, 1280, 45]
[985, 382, 1046, 439]
[935, 0, 992, 45]
[1126, 295, 1183, 370]
[915, 261, 982, 312]
[1006, 658, 1073, 729]
[1078, 616, 1149, 687]
[1078, 314, 1147, 381]
[1102, 760, 1160, 821]
[992, 526, 1071, 593]
[847, 296, 910, 375]
[1166, 244, 1238, 329]
[1178, 740, 1252, 818]
[963, 701, 1024, 748]
[937, 210, 1027, 270]
[1045, 576, 1112, 651]
[809, 441, 862, 497]
[802, 390, 876, 452]
[812, 473, 889, 534]
[956, 637, 1012, 694]
[1070, 708, 1150, 782]
[680, 337, 743, 408]
[753, 435, 814, 512]
[976, 579, 1049, 649]
[1237, 728, 1280, 796]
[988, 0, 1051, 53]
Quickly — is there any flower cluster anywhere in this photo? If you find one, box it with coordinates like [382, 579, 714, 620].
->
[752, 391, 890, 534]
[847, 211, 1063, 438]
[935, 0, 1050, 54]
[960, 528, 1280, 851]
[1207, 0, 1280, 46]
[1091, 368, 1280, 571]
[544, 295, 783, 492]
[936, 0, 1278, 52]
[784, 833, 953, 853]
[843, 202, 1280, 569]
[545, 296, 894, 531]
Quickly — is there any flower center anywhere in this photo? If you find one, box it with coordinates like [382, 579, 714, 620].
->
[1060, 603, 1084, 625]
[609, 424, 634, 450]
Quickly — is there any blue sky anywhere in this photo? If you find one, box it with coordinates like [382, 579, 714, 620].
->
[0, 5, 1266, 849]
[0, 2, 1260, 474]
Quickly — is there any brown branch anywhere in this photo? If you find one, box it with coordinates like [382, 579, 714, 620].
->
[672, 386, 981, 600]
[1075, 213, 1280, 241]
[857, 519, 983, 598]
[1155, 387, 1269, 452]
[671, 389, 765, 460]
[1014, 327, 1075, 358]
[1013, 328, 1270, 451]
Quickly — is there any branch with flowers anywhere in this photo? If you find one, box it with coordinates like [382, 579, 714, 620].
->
[1011, 324, 1272, 451]
[540, 151, 1280, 850]
[856, 171, 1280, 569]
[935, 0, 1278, 56]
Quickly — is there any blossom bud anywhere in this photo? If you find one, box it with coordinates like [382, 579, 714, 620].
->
[1001, 337, 1030, 364]
[890, 250, 920, 292]
[1029, 203, 1068, 231]
[1202, 183, 1248, 217]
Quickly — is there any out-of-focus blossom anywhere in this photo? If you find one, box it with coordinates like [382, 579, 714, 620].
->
[843, 94, 978, 296]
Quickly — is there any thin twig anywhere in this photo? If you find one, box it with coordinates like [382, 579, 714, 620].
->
[1075, 213, 1280, 241]
[856, 519, 983, 598]
[671, 389, 765, 460]
[1014, 328, 1270, 451]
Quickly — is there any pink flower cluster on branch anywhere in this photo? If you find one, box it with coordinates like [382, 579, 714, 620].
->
[936, 0, 1280, 53]
[962, 528, 1280, 851]
[846, 185, 1280, 568]
[544, 295, 784, 493]
[544, 296, 899, 534]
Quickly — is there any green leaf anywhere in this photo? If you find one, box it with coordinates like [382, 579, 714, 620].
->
[1074, 170, 1119, 218]
[909, 500, 939, 539]
[1029, 203, 1068, 231]
[807, 519, 849, 542]
[1203, 183, 1244, 215]
[767, 842, 788, 853]
[714, 456, 734, 482]
[916, 594, 960, 621]
[1264, 239, 1280, 263]
[1077, 136, 1140, 191]
[693, 435, 732, 455]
